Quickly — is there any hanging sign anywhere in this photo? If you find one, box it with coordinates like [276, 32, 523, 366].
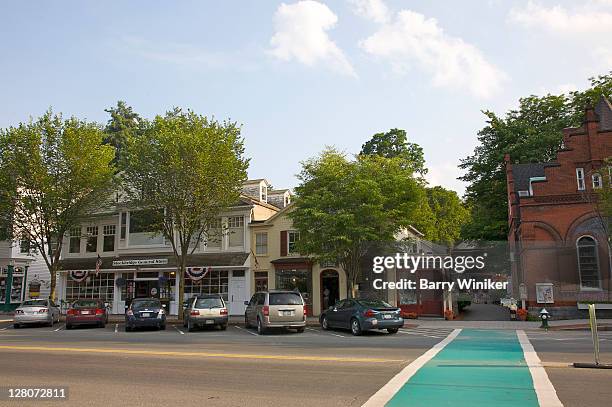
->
[69, 270, 89, 283]
[186, 267, 211, 282]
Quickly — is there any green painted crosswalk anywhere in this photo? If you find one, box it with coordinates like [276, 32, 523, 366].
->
[386, 329, 540, 406]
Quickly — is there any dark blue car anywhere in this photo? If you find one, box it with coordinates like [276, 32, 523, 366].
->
[320, 299, 404, 336]
[125, 298, 167, 331]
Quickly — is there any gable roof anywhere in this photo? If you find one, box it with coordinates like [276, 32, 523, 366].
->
[512, 163, 549, 192]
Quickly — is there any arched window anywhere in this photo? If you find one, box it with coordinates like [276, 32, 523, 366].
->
[576, 236, 601, 289]
[592, 173, 603, 189]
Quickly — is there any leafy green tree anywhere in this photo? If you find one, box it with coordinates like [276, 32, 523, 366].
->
[426, 186, 470, 246]
[104, 101, 146, 164]
[0, 111, 116, 300]
[290, 148, 424, 297]
[122, 109, 249, 319]
[360, 128, 427, 178]
[460, 72, 612, 240]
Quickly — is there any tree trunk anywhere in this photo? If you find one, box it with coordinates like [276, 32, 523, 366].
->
[177, 259, 186, 321]
[49, 264, 58, 301]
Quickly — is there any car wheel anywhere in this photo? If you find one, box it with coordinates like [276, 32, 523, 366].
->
[296, 327, 305, 333]
[220, 324, 227, 331]
[257, 317, 266, 335]
[321, 316, 329, 330]
[160, 324, 166, 330]
[125, 325, 131, 332]
[99, 322, 106, 329]
[13, 323, 20, 329]
[66, 324, 72, 330]
[350, 318, 362, 336]
[187, 319, 195, 332]
[387, 328, 399, 334]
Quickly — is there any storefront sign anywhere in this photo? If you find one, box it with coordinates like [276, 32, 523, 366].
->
[112, 259, 169, 267]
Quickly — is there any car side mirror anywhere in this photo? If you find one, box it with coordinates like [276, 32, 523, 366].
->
[244, 301, 249, 306]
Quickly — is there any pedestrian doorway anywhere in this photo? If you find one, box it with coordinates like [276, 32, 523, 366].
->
[135, 280, 159, 298]
[320, 270, 339, 311]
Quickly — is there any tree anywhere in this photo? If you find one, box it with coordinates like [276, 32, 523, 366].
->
[360, 128, 427, 178]
[460, 72, 612, 240]
[0, 111, 116, 300]
[104, 101, 145, 164]
[290, 148, 425, 297]
[426, 186, 470, 246]
[122, 109, 249, 319]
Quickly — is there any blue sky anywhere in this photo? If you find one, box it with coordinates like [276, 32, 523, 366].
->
[1, 0, 611, 194]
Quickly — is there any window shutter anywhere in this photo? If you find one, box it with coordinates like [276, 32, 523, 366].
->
[280, 230, 287, 256]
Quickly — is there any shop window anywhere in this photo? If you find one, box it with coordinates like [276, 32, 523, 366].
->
[577, 236, 601, 289]
[128, 209, 164, 246]
[275, 269, 311, 308]
[65, 272, 115, 303]
[228, 216, 244, 247]
[86, 226, 98, 253]
[184, 270, 229, 302]
[255, 232, 268, 255]
[103, 225, 116, 252]
[288, 231, 300, 254]
[69, 227, 81, 253]
[255, 272, 268, 292]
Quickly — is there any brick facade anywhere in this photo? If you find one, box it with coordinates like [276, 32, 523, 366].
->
[506, 97, 612, 318]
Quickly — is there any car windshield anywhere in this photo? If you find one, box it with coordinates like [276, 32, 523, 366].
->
[21, 300, 47, 307]
[357, 300, 393, 308]
[132, 300, 161, 309]
[195, 298, 224, 308]
[269, 292, 303, 305]
[73, 300, 101, 309]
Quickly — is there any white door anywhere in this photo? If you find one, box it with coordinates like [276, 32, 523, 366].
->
[228, 276, 247, 315]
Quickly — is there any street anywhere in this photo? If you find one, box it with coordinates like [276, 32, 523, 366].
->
[0, 320, 611, 406]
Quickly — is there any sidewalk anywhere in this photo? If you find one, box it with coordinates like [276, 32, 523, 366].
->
[410, 317, 612, 331]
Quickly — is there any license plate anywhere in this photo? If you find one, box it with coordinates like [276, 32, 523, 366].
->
[141, 313, 151, 318]
[205, 320, 214, 324]
[383, 314, 393, 319]
[282, 311, 293, 316]
[81, 310, 91, 315]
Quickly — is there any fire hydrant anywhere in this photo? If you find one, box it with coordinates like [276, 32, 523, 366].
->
[539, 308, 550, 330]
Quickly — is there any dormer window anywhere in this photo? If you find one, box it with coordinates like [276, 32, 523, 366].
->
[284, 194, 290, 207]
[592, 173, 603, 189]
[260, 185, 267, 202]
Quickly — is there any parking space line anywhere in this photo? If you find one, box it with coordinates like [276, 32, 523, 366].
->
[234, 326, 258, 336]
[114, 324, 118, 333]
[174, 326, 185, 335]
[53, 325, 65, 332]
[0, 327, 8, 331]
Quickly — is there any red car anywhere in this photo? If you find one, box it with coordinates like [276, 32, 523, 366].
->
[66, 299, 109, 329]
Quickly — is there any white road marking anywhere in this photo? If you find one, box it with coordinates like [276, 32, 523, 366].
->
[362, 329, 461, 407]
[114, 324, 118, 333]
[234, 326, 258, 336]
[0, 327, 8, 331]
[306, 327, 347, 338]
[328, 332, 347, 338]
[174, 326, 185, 335]
[517, 330, 563, 407]
[53, 325, 65, 332]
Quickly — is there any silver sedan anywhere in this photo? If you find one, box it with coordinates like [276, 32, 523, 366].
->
[13, 299, 61, 328]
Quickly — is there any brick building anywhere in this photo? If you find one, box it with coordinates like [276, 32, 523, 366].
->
[505, 97, 612, 318]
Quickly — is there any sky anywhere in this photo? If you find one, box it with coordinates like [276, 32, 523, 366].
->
[1, 0, 611, 195]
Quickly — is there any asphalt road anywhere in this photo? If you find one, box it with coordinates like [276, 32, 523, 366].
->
[0, 320, 611, 407]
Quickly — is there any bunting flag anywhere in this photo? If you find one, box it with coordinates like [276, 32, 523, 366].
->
[186, 267, 211, 282]
[69, 270, 89, 283]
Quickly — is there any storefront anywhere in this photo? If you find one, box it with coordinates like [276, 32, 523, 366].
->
[0, 265, 27, 310]
[58, 253, 250, 315]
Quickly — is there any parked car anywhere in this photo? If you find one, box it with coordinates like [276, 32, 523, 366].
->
[125, 298, 166, 331]
[66, 299, 108, 329]
[244, 290, 306, 335]
[13, 299, 61, 328]
[183, 294, 228, 332]
[320, 299, 404, 336]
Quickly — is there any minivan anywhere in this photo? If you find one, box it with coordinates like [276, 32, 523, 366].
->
[244, 290, 306, 335]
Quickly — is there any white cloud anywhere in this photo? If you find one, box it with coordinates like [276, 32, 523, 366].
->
[269, 1, 356, 77]
[426, 161, 466, 195]
[509, 1, 612, 35]
[348, 0, 390, 23]
[359, 10, 507, 98]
